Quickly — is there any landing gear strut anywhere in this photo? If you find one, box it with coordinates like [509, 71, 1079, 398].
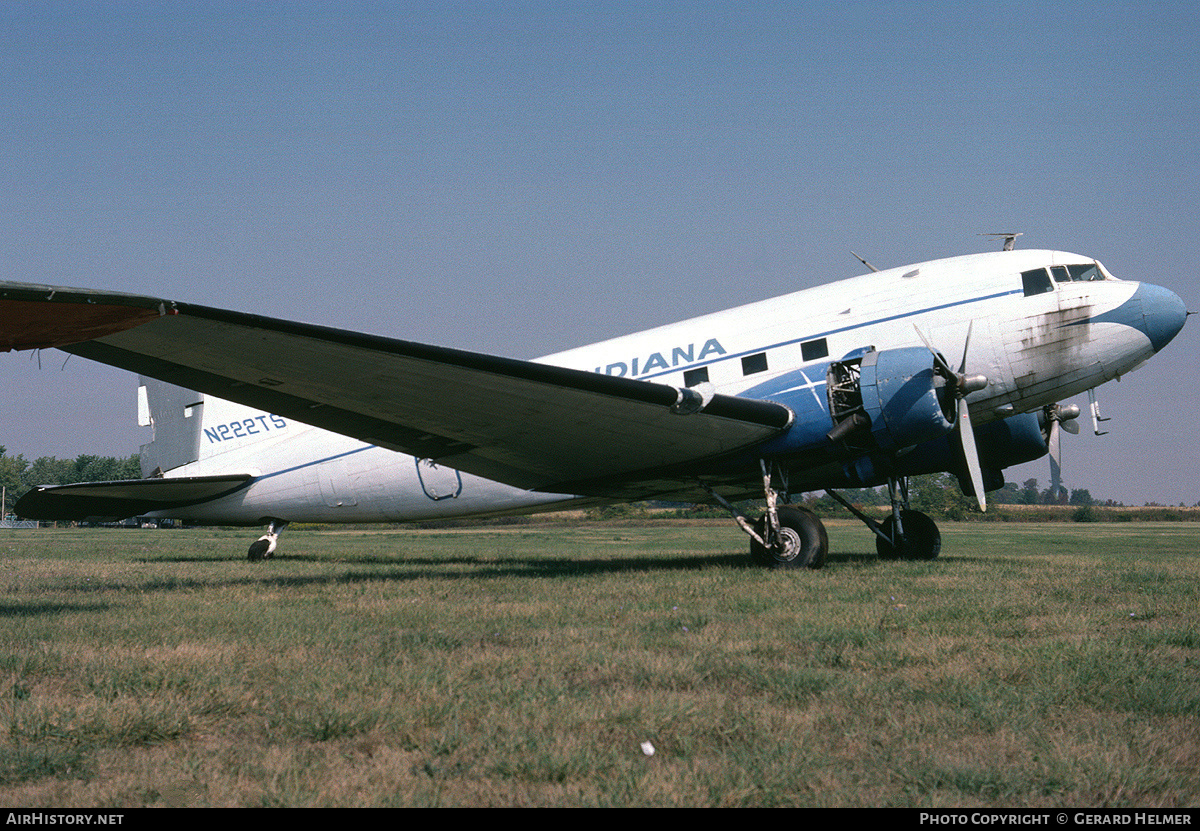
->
[703, 461, 828, 570]
[826, 477, 940, 561]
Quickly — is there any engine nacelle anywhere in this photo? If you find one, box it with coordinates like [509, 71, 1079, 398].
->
[894, 410, 1050, 490]
[828, 347, 954, 452]
[830, 410, 1049, 492]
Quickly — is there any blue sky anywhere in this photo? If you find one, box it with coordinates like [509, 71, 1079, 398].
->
[2, 1, 1197, 504]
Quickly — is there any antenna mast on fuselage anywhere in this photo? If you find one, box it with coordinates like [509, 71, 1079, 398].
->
[979, 232, 1023, 251]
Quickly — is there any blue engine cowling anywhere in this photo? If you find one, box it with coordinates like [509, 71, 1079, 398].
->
[752, 346, 955, 459]
[856, 347, 955, 450]
[742, 345, 1049, 493]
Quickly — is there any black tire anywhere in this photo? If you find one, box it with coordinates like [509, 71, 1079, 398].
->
[875, 515, 902, 561]
[750, 506, 829, 569]
[875, 510, 941, 561]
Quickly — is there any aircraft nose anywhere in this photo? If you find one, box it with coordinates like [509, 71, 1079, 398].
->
[1136, 282, 1187, 352]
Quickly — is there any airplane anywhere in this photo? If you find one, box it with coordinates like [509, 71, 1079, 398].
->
[0, 244, 1187, 567]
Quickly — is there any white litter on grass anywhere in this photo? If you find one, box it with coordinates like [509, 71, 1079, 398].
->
[640, 741, 655, 756]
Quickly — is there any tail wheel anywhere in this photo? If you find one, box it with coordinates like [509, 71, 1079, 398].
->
[750, 506, 828, 569]
[875, 509, 941, 561]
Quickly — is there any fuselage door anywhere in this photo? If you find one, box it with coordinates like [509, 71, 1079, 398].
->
[416, 458, 463, 500]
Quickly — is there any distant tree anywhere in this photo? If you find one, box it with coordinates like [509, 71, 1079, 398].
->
[72, 454, 140, 482]
[1069, 488, 1095, 506]
[840, 487, 887, 506]
[908, 473, 974, 520]
[1041, 485, 1069, 505]
[989, 482, 1021, 505]
[22, 456, 77, 489]
[0, 447, 28, 516]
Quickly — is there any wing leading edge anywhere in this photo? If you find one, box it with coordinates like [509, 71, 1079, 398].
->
[1, 282, 793, 496]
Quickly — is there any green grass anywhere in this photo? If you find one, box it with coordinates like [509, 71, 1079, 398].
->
[1, 520, 1198, 807]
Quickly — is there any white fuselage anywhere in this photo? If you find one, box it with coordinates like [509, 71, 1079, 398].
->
[146, 250, 1167, 525]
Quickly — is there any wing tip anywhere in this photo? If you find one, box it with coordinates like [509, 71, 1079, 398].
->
[0, 294, 164, 351]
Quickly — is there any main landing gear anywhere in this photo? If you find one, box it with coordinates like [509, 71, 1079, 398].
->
[749, 505, 829, 569]
[704, 461, 829, 570]
[707, 465, 940, 568]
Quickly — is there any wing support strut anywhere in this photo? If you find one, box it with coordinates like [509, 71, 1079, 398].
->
[823, 488, 891, 546]
[700, 480, 766, 548]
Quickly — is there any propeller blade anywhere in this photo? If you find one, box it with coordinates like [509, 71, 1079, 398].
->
[916, 322, 990, 512]
[958, 396, 986, 512]
[914, 323, 987, 391]
[913, 324, 954, 377]
[1048, 418, 1062, 500]
[957, 321, 975, 375]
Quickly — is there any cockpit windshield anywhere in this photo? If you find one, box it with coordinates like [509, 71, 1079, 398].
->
[1066, 263, 1105, 282]
[1022, 262, 1109, 296]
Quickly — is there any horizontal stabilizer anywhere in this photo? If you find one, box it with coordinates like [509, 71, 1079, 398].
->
[15, 475, 253, 521]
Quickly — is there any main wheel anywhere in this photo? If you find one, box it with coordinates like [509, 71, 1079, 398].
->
[750, 506, 829, 569]
[875, 510, 941, 561]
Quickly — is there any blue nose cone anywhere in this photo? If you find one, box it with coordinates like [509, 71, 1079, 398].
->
[1136, 283, 1187, 352]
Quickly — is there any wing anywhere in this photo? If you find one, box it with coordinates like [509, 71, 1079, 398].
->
[15, 475, 254, 521]
[1, 282, 793, 497]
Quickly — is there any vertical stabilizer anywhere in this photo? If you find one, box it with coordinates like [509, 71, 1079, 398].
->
[137, 377, 297, 475]
[137, 377, 204, 476]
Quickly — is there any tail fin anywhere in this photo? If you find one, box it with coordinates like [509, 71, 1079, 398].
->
[137, 376, 295, 476]
[137, 376, 204, 476]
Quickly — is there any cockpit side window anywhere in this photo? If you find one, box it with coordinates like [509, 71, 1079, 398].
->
[1066, 263, 1104, 282]
[1023, 263, 1108, 295]
[1021, 268, 1054, 296]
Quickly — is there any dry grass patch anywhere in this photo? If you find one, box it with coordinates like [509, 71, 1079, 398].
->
[1, 522, 1198, 806]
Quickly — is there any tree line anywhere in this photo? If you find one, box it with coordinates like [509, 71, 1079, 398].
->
[0, 446, 141, 516]
[798, 474, 1099, 517]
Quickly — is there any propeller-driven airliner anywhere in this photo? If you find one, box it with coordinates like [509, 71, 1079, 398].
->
[0, 243, 1187, 566]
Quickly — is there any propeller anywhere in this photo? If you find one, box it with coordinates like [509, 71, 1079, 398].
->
[914, 323, 990, 511]
[1043, 403, 1081, 502]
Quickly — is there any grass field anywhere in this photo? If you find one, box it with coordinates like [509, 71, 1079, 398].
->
[1, 519, 1198, 807]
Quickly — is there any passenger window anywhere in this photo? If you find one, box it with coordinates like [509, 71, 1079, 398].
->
[741, 353, 768, 375]
[1021, 268, 1054, 296]
[683, 367, 709, 386]
[801, 338, 829, 362]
